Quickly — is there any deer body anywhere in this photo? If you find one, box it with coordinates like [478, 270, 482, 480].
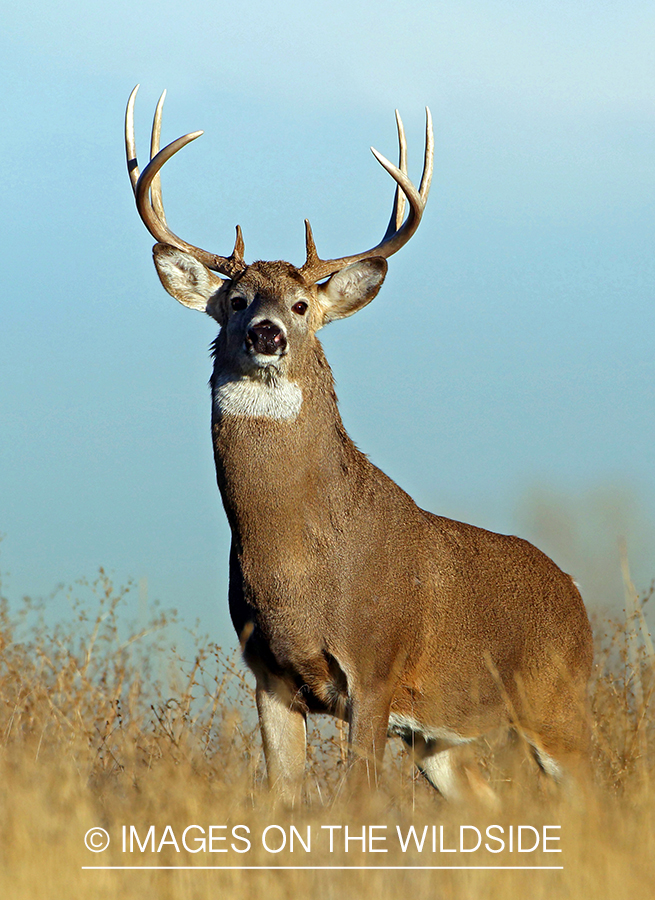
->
[126, 89, 593, 800]
[208, 270, 592, 796]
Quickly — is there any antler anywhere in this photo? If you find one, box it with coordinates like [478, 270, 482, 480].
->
[299, 108, 433, 284]
[125, 85, 246, 279]
[126, 87, 432, 285]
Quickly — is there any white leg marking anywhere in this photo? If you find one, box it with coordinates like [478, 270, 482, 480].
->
[532, 746, 564, 782]
[256, 685, 307, 799]
[420, 747, 463, 801]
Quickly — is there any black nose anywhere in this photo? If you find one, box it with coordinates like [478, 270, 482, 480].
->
[245, 320, 287, 356]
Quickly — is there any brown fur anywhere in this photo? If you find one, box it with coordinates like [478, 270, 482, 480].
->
[127, 94, 591, 799]
[185, 260, 593, 799]
[145, 242, 594, 804]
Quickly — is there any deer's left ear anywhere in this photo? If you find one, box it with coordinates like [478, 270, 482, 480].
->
[316, 258, 387, 326]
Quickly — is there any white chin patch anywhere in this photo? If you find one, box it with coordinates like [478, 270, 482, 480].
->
[213, 374, 303, 421]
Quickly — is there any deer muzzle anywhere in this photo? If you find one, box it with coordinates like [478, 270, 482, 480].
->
[245, 320, 287, 357]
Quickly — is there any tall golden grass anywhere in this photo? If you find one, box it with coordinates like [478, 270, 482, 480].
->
[1, 565, 654, 899]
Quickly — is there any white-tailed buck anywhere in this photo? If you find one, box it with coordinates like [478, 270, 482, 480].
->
[125, 86, 593, 801]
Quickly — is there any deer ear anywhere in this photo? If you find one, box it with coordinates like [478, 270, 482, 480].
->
[153, 243, 225, 319]
[316, 258, 387, 326]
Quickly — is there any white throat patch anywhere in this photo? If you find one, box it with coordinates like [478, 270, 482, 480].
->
[212, 373, 303, 421]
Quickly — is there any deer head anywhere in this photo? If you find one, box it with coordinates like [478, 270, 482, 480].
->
[125, 86, 432, 399]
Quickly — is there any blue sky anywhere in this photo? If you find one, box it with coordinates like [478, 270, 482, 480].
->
[1, 1, 653, 638]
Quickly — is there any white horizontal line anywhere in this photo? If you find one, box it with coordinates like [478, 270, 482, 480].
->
[82, 866, 563, 871]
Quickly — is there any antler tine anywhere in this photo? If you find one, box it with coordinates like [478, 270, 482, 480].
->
[419, 106, 434, 202]
[125, 86, 247, 279]
[382, 109, 407, 241]
[303, 219, 320, 270]
[125, 84, 141, 194]
[299, 107, 433, 284]
[149, 90, 167, 226]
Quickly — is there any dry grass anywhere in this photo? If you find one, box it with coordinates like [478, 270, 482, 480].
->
[1, 567, 654, 899]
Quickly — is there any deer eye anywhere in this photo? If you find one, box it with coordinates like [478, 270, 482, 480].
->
[292, 301, 308, 316]
[231, 296, 247, 311]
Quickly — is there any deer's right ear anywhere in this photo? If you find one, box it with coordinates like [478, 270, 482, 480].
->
[153, 244, 226, 321]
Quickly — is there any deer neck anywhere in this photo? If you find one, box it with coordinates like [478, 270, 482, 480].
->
[210, 341, 362, 549]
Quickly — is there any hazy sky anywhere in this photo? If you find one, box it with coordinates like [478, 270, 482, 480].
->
[1, 1, 653, 638]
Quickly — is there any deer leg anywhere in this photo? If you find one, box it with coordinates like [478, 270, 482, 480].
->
[410, 735, 499, 807]
[524, 735, 591, 800]
[346, 690, 392, 791]
[408, 735, 464, 801]
[256, 677, 307, 804]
